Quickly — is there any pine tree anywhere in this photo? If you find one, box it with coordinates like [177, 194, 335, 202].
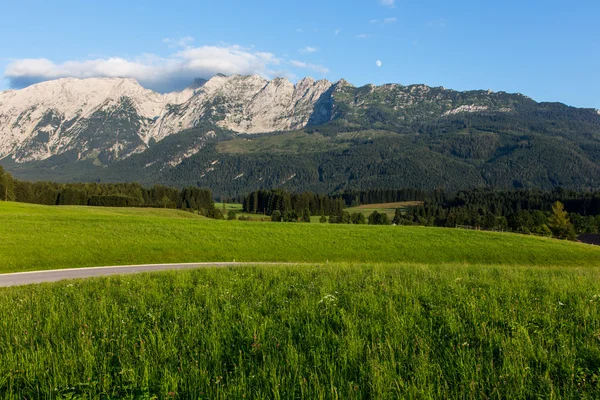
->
[0, 167, 15, 201]
[548, 201, 576, 240]
[302, 208, 311, 223]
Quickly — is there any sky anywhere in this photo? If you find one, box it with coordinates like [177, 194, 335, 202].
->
[0, 0, 598, 108]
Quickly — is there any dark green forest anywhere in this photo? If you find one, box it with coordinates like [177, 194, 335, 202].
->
[398, 188, 600, 239]
[0, 166, 221, 218]
[239, 186, 600, 239]
[4, 164, 600, 239]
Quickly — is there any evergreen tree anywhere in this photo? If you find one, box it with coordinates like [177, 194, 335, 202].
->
[392, 208, 403, 225]
[548, 201, 576, 240]
[302, 208, 311, 223]
[368, 211, 390, 225]
[0, 167, 15, 201]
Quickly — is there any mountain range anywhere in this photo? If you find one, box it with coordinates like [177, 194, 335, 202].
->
[1, 75, 600, 197]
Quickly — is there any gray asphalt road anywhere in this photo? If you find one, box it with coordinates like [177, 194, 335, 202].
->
[0, 262, 300, 287]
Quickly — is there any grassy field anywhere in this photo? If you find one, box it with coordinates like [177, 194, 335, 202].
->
[215, 203, 274, 222]
[218, 201, 423, 221]
[1, 264, 599, 398]
[346, 201, 424, 219]
[2, 201, 600, 398]
[2, 201, 600, 273]
[214, 202, 243, 211]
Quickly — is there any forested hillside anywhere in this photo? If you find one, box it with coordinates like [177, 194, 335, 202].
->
[2, 79, 600, 197]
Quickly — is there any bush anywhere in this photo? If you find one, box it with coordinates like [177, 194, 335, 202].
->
[88, 195, 142, 207]
[368, 211, 390, 225]
[271, 210, 282, 222]
[204, 207, 224, 220]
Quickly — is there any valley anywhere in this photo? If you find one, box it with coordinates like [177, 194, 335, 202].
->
[2, 0, 599, 397]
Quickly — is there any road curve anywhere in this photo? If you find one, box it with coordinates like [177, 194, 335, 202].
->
[0, 262, 304, 287]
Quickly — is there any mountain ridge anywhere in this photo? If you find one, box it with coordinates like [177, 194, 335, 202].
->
[2, 74, 600, 196]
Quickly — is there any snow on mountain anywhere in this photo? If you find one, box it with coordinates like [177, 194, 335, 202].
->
[149, 75, 333, 140]
[0, 77, 195, 163]
[0, 75, 334, 163]
[0, 74, 538, 166]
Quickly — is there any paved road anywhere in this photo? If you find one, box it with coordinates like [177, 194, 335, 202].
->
[0, 262, 301, 287]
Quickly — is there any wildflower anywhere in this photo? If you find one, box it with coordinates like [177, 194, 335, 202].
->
[318, 294, 337, 304]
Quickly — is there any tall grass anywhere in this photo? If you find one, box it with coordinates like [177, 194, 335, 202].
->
[1, 201, 600, 273]
[1, 264, 599, 398]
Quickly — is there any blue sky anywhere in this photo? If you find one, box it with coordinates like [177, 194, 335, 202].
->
[0, 0, 598, 108]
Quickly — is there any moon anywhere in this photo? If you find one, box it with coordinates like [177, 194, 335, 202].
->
[376, 60, 382, 67]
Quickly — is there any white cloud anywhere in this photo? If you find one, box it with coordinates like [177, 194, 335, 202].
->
[371, 17, 396, 24]
[380, 0, 395, 7]
[299, 46, 318, 54]
[376, 60, 382, 67]
[355, 34, 371, 39]
[289, 60, 329, 74]
[296, 28, 304, 33]
[162, 36, 194, 49]
[3, 44, 327, 93]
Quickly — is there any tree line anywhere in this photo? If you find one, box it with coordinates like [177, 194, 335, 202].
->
[4, 162, 600, 238]
[393, 188, 600, 240]
[335, 188, 431, 207]
[240, 188, 437, 217]
[241, 189, 346, 217]
[0, 166, 221, 218]
[239, 186, 600, 237]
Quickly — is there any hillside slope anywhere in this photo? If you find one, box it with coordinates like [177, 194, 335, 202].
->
[1, 201, 599, 273]
[2, 75, 600, 194]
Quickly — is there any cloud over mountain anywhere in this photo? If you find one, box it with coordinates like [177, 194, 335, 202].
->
[3, 44, 326, 93]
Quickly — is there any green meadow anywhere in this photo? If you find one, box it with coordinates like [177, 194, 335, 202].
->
[1, 201, 600, 273]
[345, 201, 424, 219]
[1, 201, 600, 398]
[1, 264, 599, 398]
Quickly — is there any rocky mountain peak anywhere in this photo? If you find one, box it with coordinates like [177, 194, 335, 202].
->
[1, 74, 578, 167]
[187, 78, 208, 90]
[334, 78, 354, 88]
